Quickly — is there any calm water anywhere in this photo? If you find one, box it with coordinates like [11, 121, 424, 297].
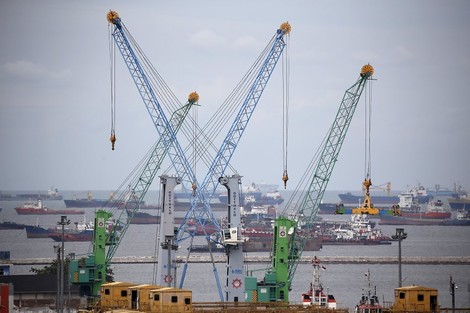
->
[1, 190, 469, 309]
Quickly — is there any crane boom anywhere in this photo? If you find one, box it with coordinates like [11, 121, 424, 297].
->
[200, 22, 291, 199]
[107, 11, 202, 204]
[69, 11, 200, 300]
[246, 64, 374, 303]
[69, 94, 197, 299]
[177, 22, 291, 244]
[286, 65, 374, 284]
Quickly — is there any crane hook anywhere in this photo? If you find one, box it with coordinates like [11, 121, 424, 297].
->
[110, 132, 116, 151]
[282, 170, 289, 189]
[191, 182, 197, 197]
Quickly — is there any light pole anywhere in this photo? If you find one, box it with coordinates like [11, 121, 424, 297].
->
[57, 216, 70, 313]
[54, 245, 61, 312]
[450, 275, 457, 313]
[392, 228, 407, 287]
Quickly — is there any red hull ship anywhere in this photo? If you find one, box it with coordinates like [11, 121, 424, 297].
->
[15, 200, 84, 215]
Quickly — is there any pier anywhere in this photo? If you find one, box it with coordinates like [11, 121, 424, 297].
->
[2, 255, 470, 265]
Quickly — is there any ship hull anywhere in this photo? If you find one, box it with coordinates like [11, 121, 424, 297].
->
[15, 208, 84, 215]
[338, 193, 430, 205]
[48, 231, 93, 242]
[379, 215, 445, 226]
[448, 198, 470, 210]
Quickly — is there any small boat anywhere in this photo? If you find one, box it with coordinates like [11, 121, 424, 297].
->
[354, 270, 383, 313]
[301, 256, 337, 308]
[15, 199, 84, 215]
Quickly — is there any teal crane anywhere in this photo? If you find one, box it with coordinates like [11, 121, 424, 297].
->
[245, 64, 375, 303]
[68, 10, 199, 300]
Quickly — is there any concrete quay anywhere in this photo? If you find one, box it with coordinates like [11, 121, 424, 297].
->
[2, 255, 470, 265]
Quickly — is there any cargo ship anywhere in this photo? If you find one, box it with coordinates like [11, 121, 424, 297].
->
[218, 182, 284, 206]
[447, 194, 470, 210]
[25, 220, 94, 239]
[64, 191, 143, 208]
[15, 199, 85, 215]
[0, 221, 27, 230]
[0, 187, 63, 201]
[400, 199, 451, 219]
[339, 185, 459, 206]
[48, 230, 93, 242]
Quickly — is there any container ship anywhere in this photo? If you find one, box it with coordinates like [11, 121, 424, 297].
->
[15, 200, 84, 215]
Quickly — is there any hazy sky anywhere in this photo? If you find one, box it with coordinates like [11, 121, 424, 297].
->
[1, 1, 469, 193]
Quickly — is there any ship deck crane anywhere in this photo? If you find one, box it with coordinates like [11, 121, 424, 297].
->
[245, 64, 375, 303]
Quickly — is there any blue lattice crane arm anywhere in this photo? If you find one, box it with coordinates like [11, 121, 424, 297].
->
[199, 21, 291, 203]
[107, 11, 207, 207]
[105, 91, 200, 263]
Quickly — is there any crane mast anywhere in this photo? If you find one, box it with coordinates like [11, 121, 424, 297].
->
[245, 64, 374, 303]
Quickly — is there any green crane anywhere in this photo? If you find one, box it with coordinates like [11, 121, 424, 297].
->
[245, 64, 375, 303]
[69, 93, 197, 299]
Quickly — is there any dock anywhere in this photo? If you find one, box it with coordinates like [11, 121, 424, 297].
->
[2, 255, 470, 265]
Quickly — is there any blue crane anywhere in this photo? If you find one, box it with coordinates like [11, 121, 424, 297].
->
[102, 10, 291, 301]
[68, 10, 199, 300]
[245, 64, 375, 303]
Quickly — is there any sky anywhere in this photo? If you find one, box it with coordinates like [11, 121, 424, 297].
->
[0, 0, 469, 194]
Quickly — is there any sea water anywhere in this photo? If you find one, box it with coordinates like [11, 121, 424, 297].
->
[1, 190, 469, 309]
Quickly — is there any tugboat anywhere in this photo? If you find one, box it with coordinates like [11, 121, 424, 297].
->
[301, 256, 337, 308]
[354, 269, 383, 313]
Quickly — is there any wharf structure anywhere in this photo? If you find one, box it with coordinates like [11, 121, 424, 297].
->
[3, 255, 470, 266]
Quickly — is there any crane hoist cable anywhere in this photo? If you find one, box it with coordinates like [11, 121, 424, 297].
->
[109, 23, 117, 150]
[362, 73, 373, 196]
[282, 30, 290, 189]
[191, 93, 199, 196]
